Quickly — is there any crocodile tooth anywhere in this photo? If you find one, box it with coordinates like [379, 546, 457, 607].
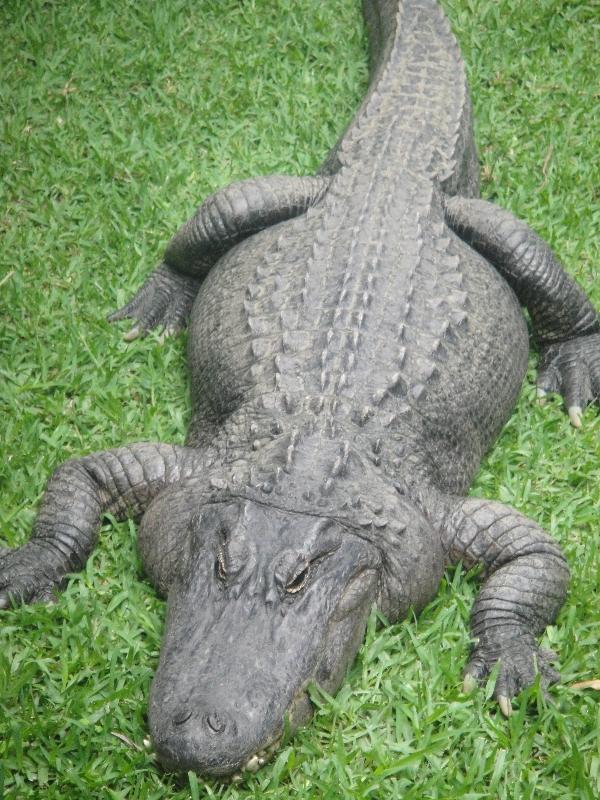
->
[245, 755, 260, 773]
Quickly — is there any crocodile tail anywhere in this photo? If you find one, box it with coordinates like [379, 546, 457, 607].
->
[322, 0, 479, 196]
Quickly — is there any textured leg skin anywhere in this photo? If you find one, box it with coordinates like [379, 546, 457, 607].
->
[109, 174, 329, 339]
[0, 444, 203, 608]
[443, 195, 600, 423]
[442, 497, 570, 712]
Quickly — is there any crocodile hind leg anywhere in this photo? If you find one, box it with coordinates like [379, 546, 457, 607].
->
[109, 174, 329, 339]
[441, 497, 570, 715]
[443, 195, 600, 425]
[0, 444, 204, 607]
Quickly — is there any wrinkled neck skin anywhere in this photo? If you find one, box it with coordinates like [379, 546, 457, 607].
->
[147, 463, 445, 779]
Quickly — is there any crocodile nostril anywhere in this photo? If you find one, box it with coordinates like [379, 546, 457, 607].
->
[173, 708, 193, 726]
[205, 711, 227, 734]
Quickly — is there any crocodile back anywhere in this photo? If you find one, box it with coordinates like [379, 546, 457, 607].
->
[188, 163, 528, 495]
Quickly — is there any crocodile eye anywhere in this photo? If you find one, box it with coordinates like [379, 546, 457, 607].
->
[285, 564, 310, 594]
[215, 547, 227, 582]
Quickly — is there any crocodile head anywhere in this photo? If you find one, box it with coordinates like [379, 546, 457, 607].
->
[148, 498, 382, 778]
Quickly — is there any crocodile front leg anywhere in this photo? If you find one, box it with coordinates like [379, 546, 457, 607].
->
[109, 174, 329, 339]
[443, 195, 600, 425]
[441, 497, 570, 715]
[0, 443, 204, 607]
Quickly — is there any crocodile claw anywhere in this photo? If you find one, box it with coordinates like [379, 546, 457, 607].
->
[123, 325, 142, 342]
[568, 405, 582, 429]
[537, 332, 600, 426]
[497, 695, 513, 718]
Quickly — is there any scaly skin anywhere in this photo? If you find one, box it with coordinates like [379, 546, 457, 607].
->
[1, 0, 597, 779]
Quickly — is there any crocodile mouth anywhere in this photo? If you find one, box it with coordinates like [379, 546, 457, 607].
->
[231, 736, 283, 781]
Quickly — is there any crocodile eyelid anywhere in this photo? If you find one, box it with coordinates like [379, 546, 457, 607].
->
[285, 564, 310, 594]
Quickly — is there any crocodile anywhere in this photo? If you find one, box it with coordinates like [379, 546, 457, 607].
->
[1, 0, 599, 780]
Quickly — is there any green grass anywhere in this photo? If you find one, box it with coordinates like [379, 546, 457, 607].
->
[1, 0, 598, 797]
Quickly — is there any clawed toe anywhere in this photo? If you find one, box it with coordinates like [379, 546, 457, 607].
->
[463, 636, 560, 713]
[537, 333, 600, 426]
[108, 263, 200, 341]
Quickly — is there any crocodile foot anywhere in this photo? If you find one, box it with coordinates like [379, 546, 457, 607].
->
[0, 542, 64, 608]
[463, 632, 559, 716]
[108, 263, 201, 341]
[537, 332, 600, 427]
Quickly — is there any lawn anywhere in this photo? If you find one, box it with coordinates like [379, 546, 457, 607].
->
[0, 0, 598, 798]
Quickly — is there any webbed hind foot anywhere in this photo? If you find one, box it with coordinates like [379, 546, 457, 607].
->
[108, 263, 201, 341]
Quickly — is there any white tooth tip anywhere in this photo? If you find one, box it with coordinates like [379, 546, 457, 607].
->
[142, 737, 152, 750]
[536, 388, 547, 405]
[232, 773, 242, 783]
[245, 755, 260, 773]
[568, 406, 582, 428]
